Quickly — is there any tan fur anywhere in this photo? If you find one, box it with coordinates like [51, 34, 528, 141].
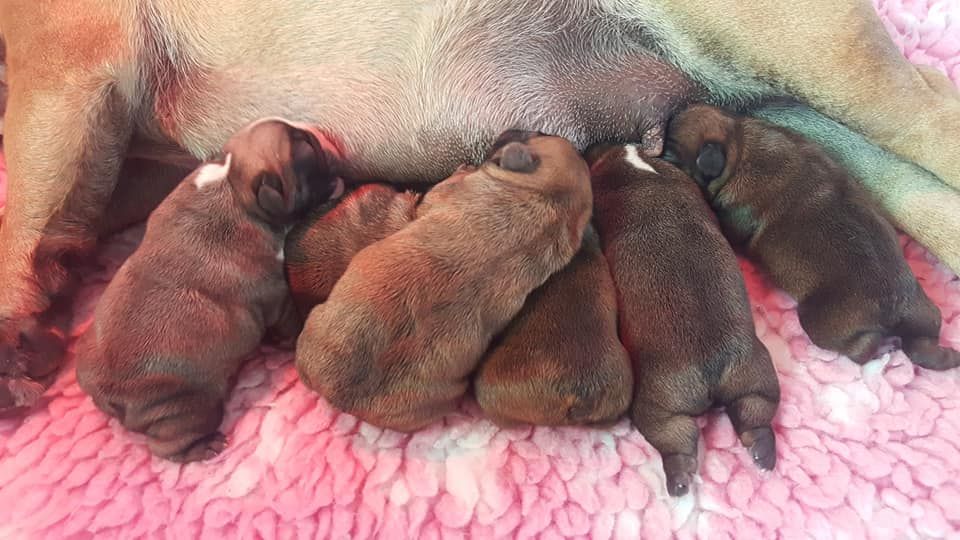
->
[473, 224, 632, 427]
[285, 184, 420, 317]
[75, 119, 340, 462]
[295, 132, 592, 431]
[640, 0, 960, 192]
[1, 0, 959, 413]
[666, 104, 960, 371]
[589, 147, 779, 497]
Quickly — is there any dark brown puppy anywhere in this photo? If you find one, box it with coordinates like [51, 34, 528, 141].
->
[473, 224, 633, 427]
[666, 104, 959, 370]
[296, 131, 593, 432]
[76, 118, 343, 462]
[284, 183, 420, 317]
[589, 145, 779, 497]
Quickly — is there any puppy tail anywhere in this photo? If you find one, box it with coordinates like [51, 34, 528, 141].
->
[903, 337, 960, 371]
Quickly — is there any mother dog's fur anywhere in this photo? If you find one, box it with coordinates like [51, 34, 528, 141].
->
[0, 0, 959, 412]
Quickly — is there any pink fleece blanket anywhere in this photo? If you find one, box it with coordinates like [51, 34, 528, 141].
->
[2, 2, 960, 538]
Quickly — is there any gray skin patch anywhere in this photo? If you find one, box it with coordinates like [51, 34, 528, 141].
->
[715, 203, 761, 246]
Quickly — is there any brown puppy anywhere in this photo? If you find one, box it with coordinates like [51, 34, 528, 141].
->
[76, 118, 343, 462]
[296, 131, 592, 432]
[473, 224, 633, 427]
[589, 146, 779, 497]
[5, 0, 960, 416]
[284, 183, 420, 317]
[666, 105, 959, 371]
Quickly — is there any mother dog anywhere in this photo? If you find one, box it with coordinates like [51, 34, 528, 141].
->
[1, 0, 959, 412]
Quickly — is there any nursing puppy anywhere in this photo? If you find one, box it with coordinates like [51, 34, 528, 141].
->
[285, 183, 420, 317]
[296, 131, 592, 432]
[473, 224, 633, 427]
[666, 105, 959, 370]
[76, 118, 343, 462]
[589, 146, 779, 497]
[5, 0, 960, 415]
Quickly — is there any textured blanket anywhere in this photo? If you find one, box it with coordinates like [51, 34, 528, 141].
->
[1, 1, 960, 538]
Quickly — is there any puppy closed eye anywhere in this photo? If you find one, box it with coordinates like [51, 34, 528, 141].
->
[695, 143, 726, 181]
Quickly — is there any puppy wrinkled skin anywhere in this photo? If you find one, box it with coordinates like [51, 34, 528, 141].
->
[473, 224, 632, 427]
[76, 119, 342, 462]
[589, 146, 780, 497]
[666, 105, 960, 371]
[295, 131, 593, 432]
[285, 184, 421, 317]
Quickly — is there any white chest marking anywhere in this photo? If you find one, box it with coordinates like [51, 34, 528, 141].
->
[194, 153, 233, 189]
[276, 246, 285, 262]
[624, 145, 657, 174]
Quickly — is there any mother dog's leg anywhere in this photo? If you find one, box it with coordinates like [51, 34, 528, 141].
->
[0, 1, 135, 412]
[615, 0, 960, 190]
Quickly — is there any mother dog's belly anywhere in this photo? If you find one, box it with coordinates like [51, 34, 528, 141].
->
[148, 0, 701, 182]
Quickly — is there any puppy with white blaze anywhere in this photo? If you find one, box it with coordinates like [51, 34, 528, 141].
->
[75, 119, 342, 462]
[0, 0, 959, 411]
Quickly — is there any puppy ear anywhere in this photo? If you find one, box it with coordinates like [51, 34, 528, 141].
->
[485, 129, 538, 161]
[255, 126, 332, 222]
[695, 143, 726, 181]
[256, 172, 290, 219]
[498, 142, 540, 173]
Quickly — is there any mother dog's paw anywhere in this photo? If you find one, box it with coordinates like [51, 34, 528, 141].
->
[0, 316, 67, 413]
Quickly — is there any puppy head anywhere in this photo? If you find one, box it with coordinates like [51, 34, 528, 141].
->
[222, 118, 344, 225]
[484, 130, 543, 172]
[664, 104, 739, 191]
[482, 130, 590, 193]
[586, 143, 689, 193]
[479, 130, 592, 252]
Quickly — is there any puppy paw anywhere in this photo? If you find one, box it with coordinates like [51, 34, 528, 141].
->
[743, 427, 777, 470]
[163, 432, 228, 463]
[661, 454, 698, 497]
[0, 317, 67, 413]
[905, 337, 960, 371]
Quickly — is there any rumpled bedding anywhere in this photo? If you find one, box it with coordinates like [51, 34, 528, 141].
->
[1, 1, 959, 538]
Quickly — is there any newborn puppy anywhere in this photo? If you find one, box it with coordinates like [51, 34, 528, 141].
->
[666, 104, 959, 370]
[589, 145, 779, 497]
[296, 130, 593, 432]
[76, 118, 343, 462]
[285, 183, 421, 317]
[473, 224, 633, 427]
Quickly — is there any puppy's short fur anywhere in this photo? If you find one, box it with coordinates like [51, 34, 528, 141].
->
[473, 224, 632, 427]
[284, 183, 421, 317]
[76, 118, 342, 462]
[666, 105, 959, 370]
[5, 0, 960, 416]
[295, 131, 592, 432]
[589, 146, 780, 497]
